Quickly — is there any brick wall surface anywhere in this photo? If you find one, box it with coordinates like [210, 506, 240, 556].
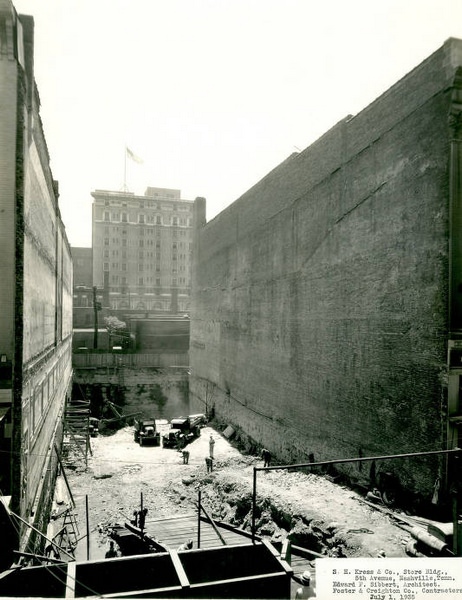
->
[0, 40, 17, 360]
[190, 39, 462, 502]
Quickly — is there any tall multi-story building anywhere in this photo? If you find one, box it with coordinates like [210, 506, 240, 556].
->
[91, 187, 194, 315]
[0, 0, 73, 564]
[71, 247, 95, 329]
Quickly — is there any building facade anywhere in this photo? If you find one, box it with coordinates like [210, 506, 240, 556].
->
[190, 39, 462, 509]
[71, 247, 96, 329]
[91, 187, 194, 315]
[0, 0, 73, 562]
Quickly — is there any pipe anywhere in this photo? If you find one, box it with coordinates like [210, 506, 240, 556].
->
[252, 467, 257, 543]
[197, 490, 201, 549]
[86, 495, 90, 560]
[255, 447, 461, 473]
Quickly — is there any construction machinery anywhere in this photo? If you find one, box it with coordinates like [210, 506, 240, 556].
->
[133, 419, 161, 446]
[162, 414, 205, 449]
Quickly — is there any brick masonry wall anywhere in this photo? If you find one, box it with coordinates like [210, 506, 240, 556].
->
[0, 15, 17, 360]
[190, 39, 462, 502]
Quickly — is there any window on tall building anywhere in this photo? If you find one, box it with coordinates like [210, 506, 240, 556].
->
[104, 211, 110, 221]
[104, 249, 109, 258]
[122, 213, 128, 223]
[156, 216, 161, 224]
[172, 278, 177, 286]
[138, 277, 144, 286]
[139, 214, 145, 224]
[104, 238, 109, 245]
[139, 240, 144, 247]
[122, 263, 127, 271]
[103, 262, 109, 271]
[139, 251, 144, 259]
[139, 264, 144, 271]
[173, 217, 178, 225]
[122, 238, 127, 246]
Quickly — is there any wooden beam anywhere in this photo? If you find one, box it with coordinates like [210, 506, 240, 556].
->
[198, 503, 227, 545]
[65, 560, 76, 599]
[13, 550, 65, 565]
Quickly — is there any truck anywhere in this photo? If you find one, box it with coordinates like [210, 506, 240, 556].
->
[162, 414, 206, 449]
[134, 418, 161, 446]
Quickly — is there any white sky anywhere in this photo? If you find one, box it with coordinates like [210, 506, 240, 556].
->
[12, 0, 462, 247]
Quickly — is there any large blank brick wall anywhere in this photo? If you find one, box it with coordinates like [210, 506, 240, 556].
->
[190, 39, 462, 499]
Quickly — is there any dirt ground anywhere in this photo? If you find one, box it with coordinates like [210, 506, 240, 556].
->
[63, 422, 410, 564]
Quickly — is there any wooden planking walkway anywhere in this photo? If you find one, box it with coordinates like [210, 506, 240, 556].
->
[143, 513, 317, 594]
[144, 513, 253, 551]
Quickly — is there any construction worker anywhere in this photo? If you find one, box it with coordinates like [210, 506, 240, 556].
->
[177, 539, 193, 551]
[138, 507, 148, 531]
[294, 570, 315, 598]
[182, 449, 190, 464]
[105, 541, 118, 559]
[205, 456, 214, 472]
[262, 448, 272, 467]
[209, 434, 215, 458]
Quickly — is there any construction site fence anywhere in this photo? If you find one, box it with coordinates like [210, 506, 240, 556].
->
[72, 352, 189, 369]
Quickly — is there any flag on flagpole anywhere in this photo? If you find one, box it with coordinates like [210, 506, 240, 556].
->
[126, 146, 143, 164]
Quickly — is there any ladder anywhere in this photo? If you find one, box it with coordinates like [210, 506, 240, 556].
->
[63, 397, 92, 467]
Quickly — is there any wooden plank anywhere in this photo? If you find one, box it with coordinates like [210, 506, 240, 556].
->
[168, 549, 190, 590]
[65, 561, 76, 598]
[144, 514, 247, 551]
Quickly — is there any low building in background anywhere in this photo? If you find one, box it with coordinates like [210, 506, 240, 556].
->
[0, 0, 73, 563]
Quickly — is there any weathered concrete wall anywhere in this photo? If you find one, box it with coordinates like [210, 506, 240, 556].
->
[190, 39, 462, 503]
[132, 319, 190, 352]
[0, 2, 18, 363]
[74, 367, 190, 422]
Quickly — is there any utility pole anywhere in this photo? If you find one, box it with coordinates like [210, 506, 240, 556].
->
[93, 286, 101, 349]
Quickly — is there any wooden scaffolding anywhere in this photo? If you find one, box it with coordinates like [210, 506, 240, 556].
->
[62, 395, 92, 468]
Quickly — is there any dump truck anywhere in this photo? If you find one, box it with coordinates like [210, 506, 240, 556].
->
[162, 414, 206, 449]
[134, 418, 161, 446]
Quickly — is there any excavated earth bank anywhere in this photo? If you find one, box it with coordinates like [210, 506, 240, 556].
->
[64, 424, 408, 561]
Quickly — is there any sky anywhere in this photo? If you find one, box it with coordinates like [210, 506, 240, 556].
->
[12, 0, 462, 248]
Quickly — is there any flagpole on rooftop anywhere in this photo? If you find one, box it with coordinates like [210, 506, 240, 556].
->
[122, 146, 128, 192]
[122, 146, 143, 192]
